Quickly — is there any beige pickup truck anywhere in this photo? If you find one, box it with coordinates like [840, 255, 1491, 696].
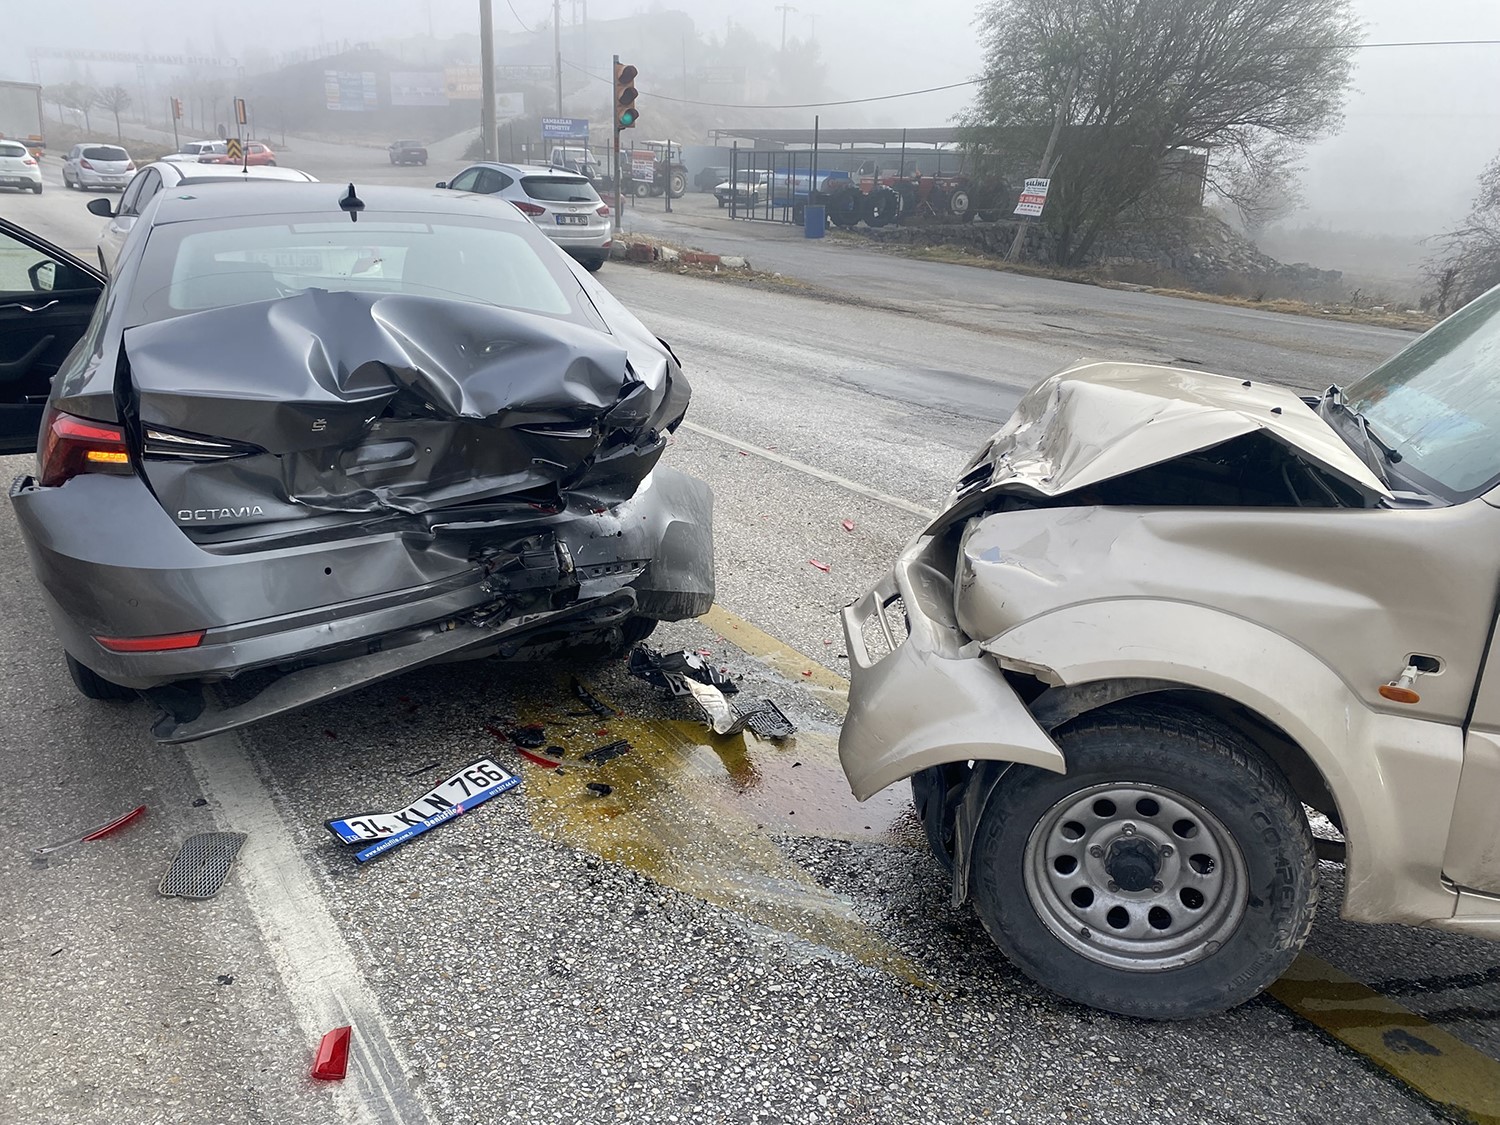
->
[840, 286, 1500, 1018]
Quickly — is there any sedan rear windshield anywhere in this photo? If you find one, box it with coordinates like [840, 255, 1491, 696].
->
[521, 176, 599, 203]
[125, 213, 607, 331]
[83, 146, 129, 161]
[0, 143, 27, 158]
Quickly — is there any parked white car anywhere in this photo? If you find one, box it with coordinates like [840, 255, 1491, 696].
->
[0, 140, 42, 194]
[62, 143, 134, 191]
[89, 161, 318, 274]
[438, 162, 611, 272]
[161, 140, 228, 164]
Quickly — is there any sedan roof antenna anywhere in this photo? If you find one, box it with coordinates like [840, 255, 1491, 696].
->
[340, 184, 365, 222]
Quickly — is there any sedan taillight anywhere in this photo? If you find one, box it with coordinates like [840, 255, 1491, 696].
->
[512, 201, 546, 216]
[597, 204, 611, 217]
[22, 156, 36, 166]
[79, 159, 94, 170]
[38, 408, 132, 486]
[125, 162, 135, 171]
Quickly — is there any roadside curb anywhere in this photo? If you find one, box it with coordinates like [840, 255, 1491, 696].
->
[611, 237, 749, 272]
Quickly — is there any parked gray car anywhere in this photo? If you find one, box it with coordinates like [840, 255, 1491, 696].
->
[63, 143, 134, 190]
[6, 183, 714, 743]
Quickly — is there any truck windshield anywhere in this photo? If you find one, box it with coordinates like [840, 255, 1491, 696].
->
[1345, 284, 1500, 501]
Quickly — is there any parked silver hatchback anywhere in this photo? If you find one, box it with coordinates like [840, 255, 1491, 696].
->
[438, 162, 611, 271]
[63, 143, 134, 191]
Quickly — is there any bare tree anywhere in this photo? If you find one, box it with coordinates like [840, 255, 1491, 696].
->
[962, 0, 1358, 265]
[96, 86, 132, 143]
[1426, 154, 1500, 314]
[57, 83, 99, 134]
[1209, 138, 1306, 239]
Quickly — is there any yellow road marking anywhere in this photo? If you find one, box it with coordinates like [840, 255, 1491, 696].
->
[703, 601, 1500, 1113]
[1270, 954, 1500, 1124]
[700, 603, 850, 717]
[508, 673, 928, 985]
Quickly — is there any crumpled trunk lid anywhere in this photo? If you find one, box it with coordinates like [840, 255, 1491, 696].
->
[121, 290, 688, 537]
[942, 361, 1390, 524]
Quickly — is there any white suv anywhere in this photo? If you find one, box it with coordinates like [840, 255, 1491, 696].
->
[439, 162, 611, 271]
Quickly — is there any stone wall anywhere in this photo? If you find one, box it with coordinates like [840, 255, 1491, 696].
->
[851, 213, 1343, 299]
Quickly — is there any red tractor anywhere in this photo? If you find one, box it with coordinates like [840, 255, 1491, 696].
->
[825, 167, 997, 228]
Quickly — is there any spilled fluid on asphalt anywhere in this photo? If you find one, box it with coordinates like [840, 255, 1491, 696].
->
[505, 675, 929, 985]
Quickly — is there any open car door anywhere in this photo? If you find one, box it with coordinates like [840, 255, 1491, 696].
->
[0, 216, 105, 454]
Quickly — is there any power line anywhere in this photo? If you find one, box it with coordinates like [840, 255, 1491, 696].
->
[561, 59, 973, 108]
[505, 0, 537, 35]
[562, 38, 1500, 113]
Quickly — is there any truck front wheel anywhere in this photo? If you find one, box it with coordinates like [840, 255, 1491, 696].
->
[970, 702, 1317, 1019]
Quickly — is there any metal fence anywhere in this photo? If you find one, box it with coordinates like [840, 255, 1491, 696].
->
[726, 146, 843, 224]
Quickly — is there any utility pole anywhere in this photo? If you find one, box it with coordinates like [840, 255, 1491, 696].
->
[554, 0, 564, 115]
[480, 0, 497, 160]
[612, 54, 622, 236]
[1006, 64, 1079, 263]
[775, 4, 797, 50]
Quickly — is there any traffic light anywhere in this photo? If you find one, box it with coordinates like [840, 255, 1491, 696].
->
[614, 61, 639, 130]
[171, 97, 183, 120]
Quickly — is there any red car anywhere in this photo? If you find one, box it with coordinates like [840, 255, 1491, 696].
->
[202, 141, 277, 167]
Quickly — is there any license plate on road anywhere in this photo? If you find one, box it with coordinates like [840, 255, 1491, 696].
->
[556, 214, 588, 225]
[325, 758, 519, 845]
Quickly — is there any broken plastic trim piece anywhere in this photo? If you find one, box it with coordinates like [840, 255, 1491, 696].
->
[680, 678, 796, 740]
[160, 832, 247, 899]
[311, 1025, 352, 1081]
[628, 645, 738, 695]
[34, 804, 148, 856]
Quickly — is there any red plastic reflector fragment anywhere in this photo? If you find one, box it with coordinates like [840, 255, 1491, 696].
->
[80, 804, 147, 841]
[311, 1025, 352, 1081]
[516, 748, 560, 769]
[95, 630, 206, 653]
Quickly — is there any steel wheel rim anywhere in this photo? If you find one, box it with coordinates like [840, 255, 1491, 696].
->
[1022, 781, 1248, 971]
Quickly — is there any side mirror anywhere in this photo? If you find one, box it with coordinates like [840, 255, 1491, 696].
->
[86, 197, 115, 218]
[28, 260, 56, 292]
[434, 181, 447, 189]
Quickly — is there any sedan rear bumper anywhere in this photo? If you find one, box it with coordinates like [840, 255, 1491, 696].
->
[11, 466, 714, 690]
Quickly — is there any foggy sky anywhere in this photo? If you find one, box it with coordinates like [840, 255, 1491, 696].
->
[5, 0, 1499, 236]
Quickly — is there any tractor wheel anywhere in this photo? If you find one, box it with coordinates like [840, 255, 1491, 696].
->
[827, 187, 863, 227]
[862, 186, 900, 228]
[634, 181, 651, 198]
[948, 188, 971, 220]
[668, 169, 687, 197]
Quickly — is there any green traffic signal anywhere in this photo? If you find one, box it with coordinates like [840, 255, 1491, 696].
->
[614, 61, 640, 130]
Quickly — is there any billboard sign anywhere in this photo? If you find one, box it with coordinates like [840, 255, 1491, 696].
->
[444, 66, 482, 100]
[542, 117, 589, 139]
[630, 150, 655, 183]
[1013, 177, 1051, 217]
[496, 92, 526, 119]
[390, 71, 448, 107]
[498, 64, 552, 82]
[324, 71, 378, 112]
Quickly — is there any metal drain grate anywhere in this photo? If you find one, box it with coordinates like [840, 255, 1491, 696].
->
[160, 832, 247, 899]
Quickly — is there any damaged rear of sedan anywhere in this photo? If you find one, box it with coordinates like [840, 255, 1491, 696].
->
[841, 292, 1500, 1018]
[7, 183, 713, 741]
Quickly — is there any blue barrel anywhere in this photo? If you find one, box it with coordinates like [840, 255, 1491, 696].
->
[804, 204, 826, 239]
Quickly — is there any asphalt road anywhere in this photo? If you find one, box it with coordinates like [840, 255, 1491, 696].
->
[1, 150, 1497, 1125]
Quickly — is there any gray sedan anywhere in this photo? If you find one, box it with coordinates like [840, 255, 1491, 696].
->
[7, 182, 713, 742]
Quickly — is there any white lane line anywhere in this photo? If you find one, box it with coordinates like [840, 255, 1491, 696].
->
[184, 734, 437, 1125]
[680, 419, 939, 519]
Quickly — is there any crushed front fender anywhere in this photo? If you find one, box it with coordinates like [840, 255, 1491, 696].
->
[837, 534, 1065, 801]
